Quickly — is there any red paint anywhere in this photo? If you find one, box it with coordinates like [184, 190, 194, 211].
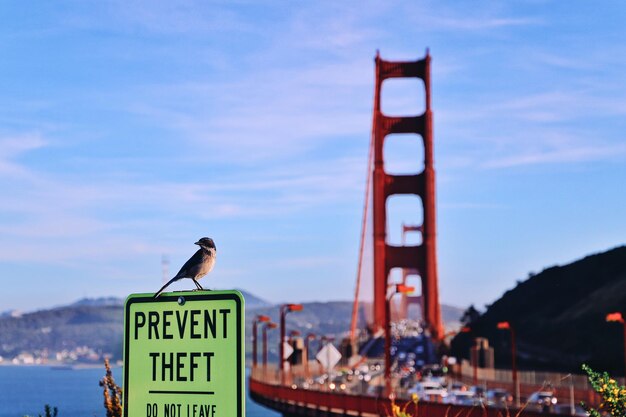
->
[371, 51, 443, 339]
[249, 377, 555, 417]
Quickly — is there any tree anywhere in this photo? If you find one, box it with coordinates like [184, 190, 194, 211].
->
[460, 304, 481, 326]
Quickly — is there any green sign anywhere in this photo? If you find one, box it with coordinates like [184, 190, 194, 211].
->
[124, 290, 245, 417]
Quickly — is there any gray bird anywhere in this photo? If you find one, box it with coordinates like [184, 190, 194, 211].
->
[154, 237, 217, 298]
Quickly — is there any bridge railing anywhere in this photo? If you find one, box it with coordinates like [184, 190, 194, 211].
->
[458, 361, 592, 389]
[455, 361, 604, 406]
[251, 361, 603, 407]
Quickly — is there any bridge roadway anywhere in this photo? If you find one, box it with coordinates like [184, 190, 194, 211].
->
[249, 376, 556, 417]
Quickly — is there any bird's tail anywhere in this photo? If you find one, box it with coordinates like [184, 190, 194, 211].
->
[154, 277, 179, 299]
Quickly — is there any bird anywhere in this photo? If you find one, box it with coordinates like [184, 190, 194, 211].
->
[154, 237, 217, 298]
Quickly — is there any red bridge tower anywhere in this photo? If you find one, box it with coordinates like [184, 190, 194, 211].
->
[371, 51, 443, 340]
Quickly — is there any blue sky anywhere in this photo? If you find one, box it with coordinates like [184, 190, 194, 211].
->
[1, 1, 625, 312]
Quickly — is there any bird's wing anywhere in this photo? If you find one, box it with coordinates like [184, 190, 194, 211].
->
[173, 248, 204, 279]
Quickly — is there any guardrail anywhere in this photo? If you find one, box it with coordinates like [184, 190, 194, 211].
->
[249, 374, 560, 417]
[455, 361, 602, 405]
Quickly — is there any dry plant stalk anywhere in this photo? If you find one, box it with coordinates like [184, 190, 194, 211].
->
[99, 358, 123, 417]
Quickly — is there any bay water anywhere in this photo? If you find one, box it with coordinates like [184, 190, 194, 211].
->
[0, 366, 279, 417]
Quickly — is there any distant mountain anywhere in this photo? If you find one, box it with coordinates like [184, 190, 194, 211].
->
[244, 300, 465, 362]
[0, 289, 462, 364]
[71, 297, 124, 307]
[237, 289, 272, 309]
[0, 303, 124, 363]
[450, 245, 626, 375]
[441, 304, 465, 330]
[69, 290, 270, 309]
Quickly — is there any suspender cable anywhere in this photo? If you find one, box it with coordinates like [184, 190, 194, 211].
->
[350, 52, 380, 344]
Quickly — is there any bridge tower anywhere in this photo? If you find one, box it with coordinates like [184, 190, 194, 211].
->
[371, 51, 443, 339]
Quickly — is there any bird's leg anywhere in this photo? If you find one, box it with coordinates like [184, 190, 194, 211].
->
[193, 279, 204, 290]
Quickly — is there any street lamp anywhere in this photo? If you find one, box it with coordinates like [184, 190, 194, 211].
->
[455, 326, 472, 381]
[252, 315, 270, 368]
[279, 303, 303, 385]
[497, 321, 519, 407]
[385, 283, 415, 396]
[606, 312, 626, 378]
[560, 374, 575, 416]
[262, 322, 277, 379]
[457, 326, 479, 385]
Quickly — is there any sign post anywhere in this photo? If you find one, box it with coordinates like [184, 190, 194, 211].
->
[124, 290, 245, 417]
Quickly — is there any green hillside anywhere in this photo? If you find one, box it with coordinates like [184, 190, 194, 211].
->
[0, 290, 464, 365]
[451, 245, 626, 375]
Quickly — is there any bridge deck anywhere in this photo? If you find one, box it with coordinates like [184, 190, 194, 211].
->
[249, 376, 561, 417]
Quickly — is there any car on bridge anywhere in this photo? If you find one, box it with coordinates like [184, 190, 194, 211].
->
[527, 391, 557, 412]
[408, 380, 448, 402]
[485, 388, 512, 408]
[443, 389, 481, 406]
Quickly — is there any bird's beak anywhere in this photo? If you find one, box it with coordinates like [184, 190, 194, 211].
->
[194, 241, 201, 245]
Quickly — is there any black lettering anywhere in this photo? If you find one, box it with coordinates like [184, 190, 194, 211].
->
[204, 309, 216, 338]
[163, 310, 173, 339]
[135, 312, 146, 339]
[176, 310, 188, 338]
[203, 352, 214, 381]
[164, 403, 180, 417]
[219, 309, 231, 338]
[148, 311, 160, 339]
[176, 352, 187, 381]
[189, 352, 201, 381]
[162, 352, 174, 381]
[190, 310, 201, 339]
[149, 352, 159, 381]
[211, 405, 216, 417]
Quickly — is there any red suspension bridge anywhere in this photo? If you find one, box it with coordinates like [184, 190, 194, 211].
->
[248, 51, 602, 417]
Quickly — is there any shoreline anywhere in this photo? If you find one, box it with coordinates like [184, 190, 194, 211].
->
[0, 362, 122, 369]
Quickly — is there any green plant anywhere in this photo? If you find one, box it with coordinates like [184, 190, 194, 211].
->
[40, 405, 58, 417]
[582, 364, 626, 417]
[23, 404, 58, 417]
[99, 358, 123, 417]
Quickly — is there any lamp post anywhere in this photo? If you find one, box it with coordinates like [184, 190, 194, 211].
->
[457, 326, 476, 384]
[497, 321, 518, 407]
[252, 315, 270, 368]
[560, 374, 575, 415]
[304, 333, 316, 378]
[262, 322, 277, 379]
[606, 312, 626, 378]
[385, 284, 415, 396]
[279, 303, 303, 385]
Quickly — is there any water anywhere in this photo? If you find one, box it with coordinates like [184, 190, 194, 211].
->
[0, 366, 279, 417]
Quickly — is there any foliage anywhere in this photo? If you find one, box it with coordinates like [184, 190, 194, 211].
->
[23, 404, 58, 417]
[99, 358, 123, 417]
[450, 246, 626, 373]
[40, 405, 58, 417]
[582, 364, 626, 417]
[385, 394, 419, 417]
[460, 304, 481, 326]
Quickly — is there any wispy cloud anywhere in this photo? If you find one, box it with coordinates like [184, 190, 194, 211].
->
[432, 16, 542, 31]
[0, 134, 46, 177]
[482, 143, 626, 169]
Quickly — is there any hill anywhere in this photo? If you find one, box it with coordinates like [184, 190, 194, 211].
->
[0, 290, 462, 364]
[450, 245, 626, 375]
